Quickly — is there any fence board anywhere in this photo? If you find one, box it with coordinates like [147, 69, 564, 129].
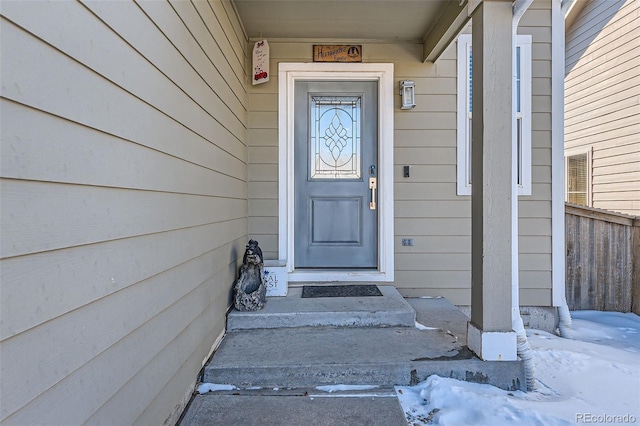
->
[565, 203, 637, 312]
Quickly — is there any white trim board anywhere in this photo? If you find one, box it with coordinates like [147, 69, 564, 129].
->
[277, 63, 395, 282]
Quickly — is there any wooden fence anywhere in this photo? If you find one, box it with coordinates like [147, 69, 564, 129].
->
[565, 204, 640, 314]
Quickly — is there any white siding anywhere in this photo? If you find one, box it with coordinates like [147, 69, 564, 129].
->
[246, 0, 554, 306]
[0, 1, 247, 424]
[565, 0, 640, 216]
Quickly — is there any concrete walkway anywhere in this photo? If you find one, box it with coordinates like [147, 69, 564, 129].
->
[178, 289, 524, 425]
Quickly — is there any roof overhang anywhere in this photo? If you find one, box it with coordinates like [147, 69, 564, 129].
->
[232, 0, 471, 62]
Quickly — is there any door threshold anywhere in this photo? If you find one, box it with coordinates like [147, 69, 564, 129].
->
[288, 269, 392, 283]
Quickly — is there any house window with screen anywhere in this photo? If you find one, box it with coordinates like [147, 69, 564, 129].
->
[566, 153, 590, 206]
[456, 34, 532, 196]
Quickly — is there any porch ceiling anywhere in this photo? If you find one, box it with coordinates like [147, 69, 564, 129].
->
[232, 0, 451, 42]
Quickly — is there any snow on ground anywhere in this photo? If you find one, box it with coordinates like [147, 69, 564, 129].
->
[315, 384, 379, 393]
[197, 383, 237, 394]
[396, 310, 640, 425]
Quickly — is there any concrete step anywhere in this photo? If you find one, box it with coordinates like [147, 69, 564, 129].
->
[204, 325, 524, 391]
[180, 388, 407, 426]
[226, 285, 416, 330]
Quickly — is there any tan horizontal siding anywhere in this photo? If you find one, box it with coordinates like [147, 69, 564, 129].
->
[0, 23, 246, 162]
[3, 1, 246, 148]
[0, 0, 247, 424]
[2, 240, 241, 425]
[1, 101, 246, 185]
[593, 161, 640, 177]
[394, 182, 459, 201]
[395, 253, 471, 271]
[132, 314, 225, 425]
[592, 200, 640, 216]
[566, 67, 640, 107]
[566, 0, 638, 68]
[566, 123, 640, 148]
[566, 89, 640, 123]
[0, 219, 246, 340]
[1, 180, 246, 258]
[519, 288, 552, 306]
[593, 170, 640, 185]
[393, 164, 456, 182]
[192, 0, 247, 85]
[394, 236, 471, 253]
[592, 139, 640, 158]
[565, 0, 639, 216]
[593, 147, 640, 166]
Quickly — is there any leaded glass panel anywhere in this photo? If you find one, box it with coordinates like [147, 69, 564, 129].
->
[310, 96, 361, 179]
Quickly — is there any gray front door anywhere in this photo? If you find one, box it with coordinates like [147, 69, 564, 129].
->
[294, 81, 378, 268]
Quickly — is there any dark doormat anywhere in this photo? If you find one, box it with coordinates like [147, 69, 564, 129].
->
[301, 285, 383, 298]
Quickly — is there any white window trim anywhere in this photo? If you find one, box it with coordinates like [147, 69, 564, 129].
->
[456, 34, 532, 196]
[564, 146, 593, 207]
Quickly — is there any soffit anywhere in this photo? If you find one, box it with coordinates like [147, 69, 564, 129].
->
[232, 0, 451, 42]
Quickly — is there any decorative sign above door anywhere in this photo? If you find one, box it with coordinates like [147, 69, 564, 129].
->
[313, 45, 362, 62]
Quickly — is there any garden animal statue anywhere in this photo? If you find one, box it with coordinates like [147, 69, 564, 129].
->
[234, 240, 266, 311]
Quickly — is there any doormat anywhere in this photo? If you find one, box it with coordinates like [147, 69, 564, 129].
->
[301, 285, 382, 298]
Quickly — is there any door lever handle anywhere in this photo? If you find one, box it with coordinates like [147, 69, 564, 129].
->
[369, 177, 377, 210]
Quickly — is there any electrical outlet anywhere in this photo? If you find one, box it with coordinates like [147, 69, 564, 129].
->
[401, 238, 414, 246]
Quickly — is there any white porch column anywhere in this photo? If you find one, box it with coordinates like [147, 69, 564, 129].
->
[467, 0, 517, 361]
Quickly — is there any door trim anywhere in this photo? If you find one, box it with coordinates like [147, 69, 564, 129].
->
[278, 62, 394, 282]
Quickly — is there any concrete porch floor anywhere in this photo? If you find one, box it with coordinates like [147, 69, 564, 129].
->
[179, 286, 524, 425]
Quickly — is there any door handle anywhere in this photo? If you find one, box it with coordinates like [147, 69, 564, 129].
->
[369, 177, 377, 210]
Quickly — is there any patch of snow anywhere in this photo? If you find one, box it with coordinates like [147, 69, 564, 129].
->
[415, 321, 438, 330]
[570, 310, 640, 352]
[315, 384, 379, 393]
[197, 383, 238, 394]
[309, 393, 395, 398]
[397, 376, 570, 426]
[396, 310, 640, 425]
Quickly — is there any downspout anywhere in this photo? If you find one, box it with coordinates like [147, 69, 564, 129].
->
[553, 0, 574, 339]
[512, 0, 536, 391]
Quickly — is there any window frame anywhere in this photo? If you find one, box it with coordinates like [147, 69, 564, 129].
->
[456, 34, 533, 196]
[564, 147, 593, 207]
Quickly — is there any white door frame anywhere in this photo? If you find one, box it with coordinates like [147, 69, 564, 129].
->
[278, 62, 395, 282]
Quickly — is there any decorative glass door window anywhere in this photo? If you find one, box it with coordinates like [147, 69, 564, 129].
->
[310, 96, 361, 179]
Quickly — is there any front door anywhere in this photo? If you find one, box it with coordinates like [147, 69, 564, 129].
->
[294, 80, 378, 268]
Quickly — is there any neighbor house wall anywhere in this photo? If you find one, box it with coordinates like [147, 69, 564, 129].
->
[565, 0, 640, 216]
[0, 1, 247, 424]
[246, 0, 554, 306]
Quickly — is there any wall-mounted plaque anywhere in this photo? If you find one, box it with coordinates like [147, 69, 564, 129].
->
[313, 45, 362, 62]
[252, 39, 269, 85]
